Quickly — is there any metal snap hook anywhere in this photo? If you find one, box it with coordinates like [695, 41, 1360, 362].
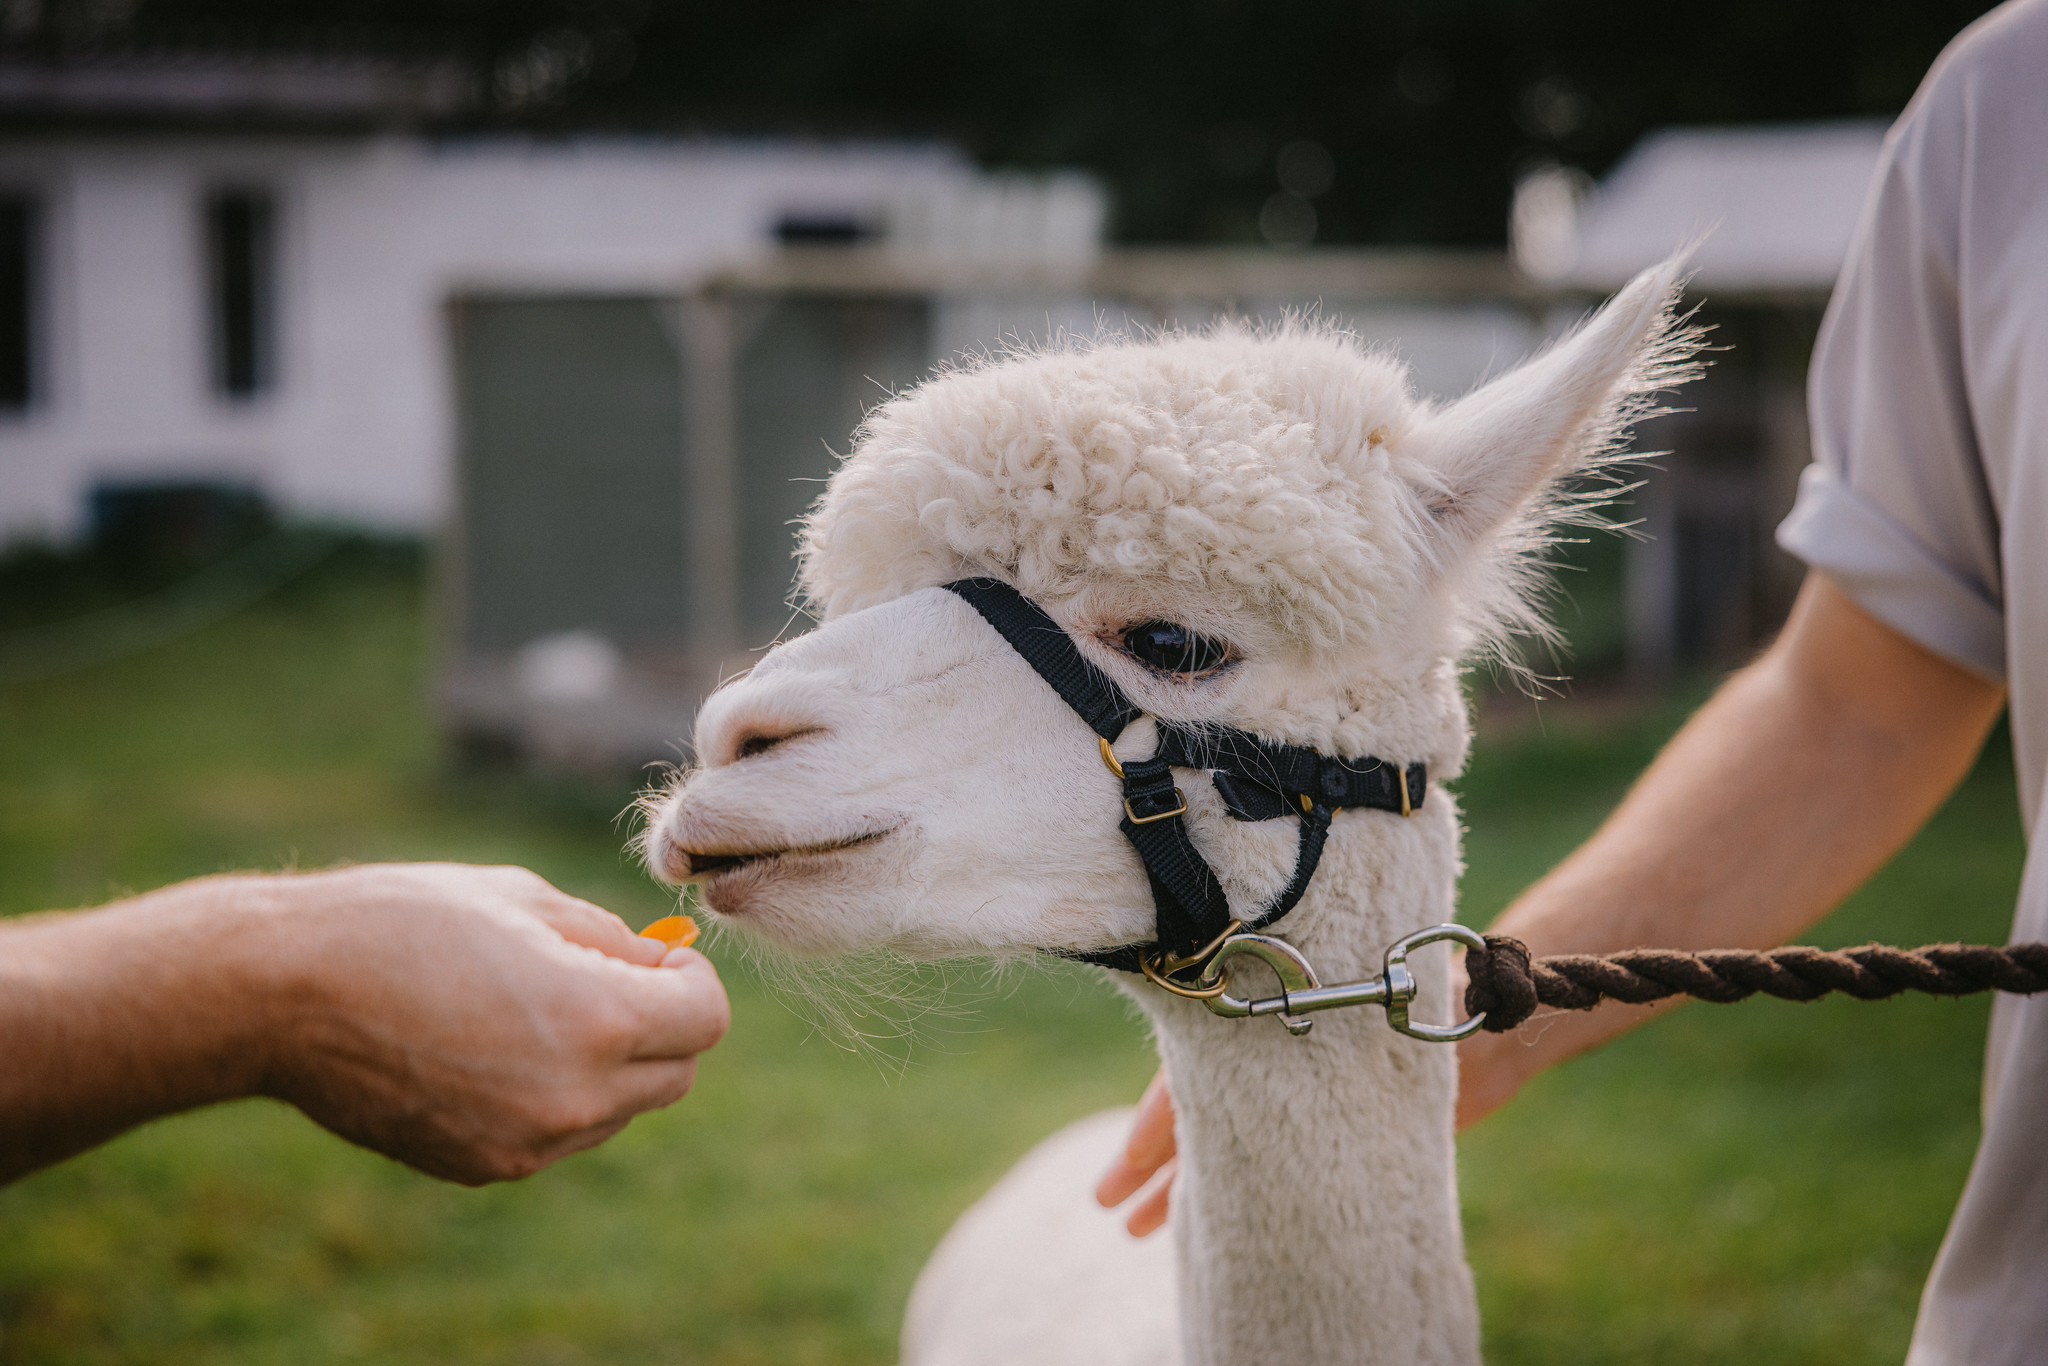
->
[1197, 933, 1323, 1035]
[1179, 922, 1490, 1041]
[1381, 923, 1490, 1041]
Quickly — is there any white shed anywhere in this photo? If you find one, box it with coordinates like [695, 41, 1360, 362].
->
[1513, 121, 1890, 677]
[440, 248, 1550, 767]
[0, 120, 1103, 546]
[1516, 120, 1889, 294]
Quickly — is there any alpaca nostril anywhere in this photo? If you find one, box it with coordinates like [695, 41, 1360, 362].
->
[736, 733, 779, 760]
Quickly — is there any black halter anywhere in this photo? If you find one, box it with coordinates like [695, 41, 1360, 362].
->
[943, 578, 1425, 976]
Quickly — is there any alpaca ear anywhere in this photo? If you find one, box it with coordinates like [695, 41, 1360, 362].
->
[1401, 256, 1692, 551]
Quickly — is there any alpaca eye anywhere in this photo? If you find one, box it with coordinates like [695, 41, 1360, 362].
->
[1121, 621, 1234, 676]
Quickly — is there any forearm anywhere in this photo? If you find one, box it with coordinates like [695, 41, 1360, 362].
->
[1460, 575, 2005, 1119]
[0, 877, 287, 1181]
[3, 863, 726, 1187]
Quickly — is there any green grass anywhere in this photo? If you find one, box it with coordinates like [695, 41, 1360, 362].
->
[0, 550, 2024, 1364]
[1457, 696, 2020, 1363]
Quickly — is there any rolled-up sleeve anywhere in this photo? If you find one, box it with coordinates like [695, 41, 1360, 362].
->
[1779, 464, 2005, 680]
[1777, 82, 2007, 683]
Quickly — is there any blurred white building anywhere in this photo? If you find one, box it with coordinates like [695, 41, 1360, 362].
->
[443, 246, 1543, 765]
[1514, 122, 1889, 677]
[1514, 120, 1888, 295]
[0, 52, 1105, 546]
[0, 49, 1558, 765]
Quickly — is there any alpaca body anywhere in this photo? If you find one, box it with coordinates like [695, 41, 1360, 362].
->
[643, 258, 1694, 1365]
[903, 1109, 1180, 1366]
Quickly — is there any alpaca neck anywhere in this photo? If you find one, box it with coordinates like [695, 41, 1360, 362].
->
[1136, 816, 1480, 1366]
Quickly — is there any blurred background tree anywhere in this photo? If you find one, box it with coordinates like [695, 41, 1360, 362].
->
[0, 0, 2000, 243]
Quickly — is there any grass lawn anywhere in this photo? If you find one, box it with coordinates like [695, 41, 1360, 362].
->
[0, 548, 2025, 1365]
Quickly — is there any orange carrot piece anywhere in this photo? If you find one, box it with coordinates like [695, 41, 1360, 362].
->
[639, 915, 699, 950]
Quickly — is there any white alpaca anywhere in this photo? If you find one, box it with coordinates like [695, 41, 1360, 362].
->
[644, 259, 1694, 1366]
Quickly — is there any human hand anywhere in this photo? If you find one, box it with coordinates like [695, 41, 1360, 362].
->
[246, 864, 730, 1184]
[1094, 1070, 1177, 1236]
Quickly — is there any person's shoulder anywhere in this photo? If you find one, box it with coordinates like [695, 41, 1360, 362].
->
[1880, 0, 2046, 191]
[1911, 0, 2048, 121]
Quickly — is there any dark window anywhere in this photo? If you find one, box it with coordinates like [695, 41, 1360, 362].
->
[774, 212, 875, 246]
[205, 188, 276, 398]
[0, 195, 35, 411]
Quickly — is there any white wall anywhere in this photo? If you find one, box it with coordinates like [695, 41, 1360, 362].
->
[0, 133, 1057, 544]
[0, 129, 1538, 552]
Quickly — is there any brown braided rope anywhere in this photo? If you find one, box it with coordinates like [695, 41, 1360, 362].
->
[1462, 935, 2048, 1034]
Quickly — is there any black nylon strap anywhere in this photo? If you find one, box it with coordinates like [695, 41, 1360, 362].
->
[1251, 801, 1333, 930]
[946, 577, 1141, 742]
[1116, 757, 1231, 957]
[1210, 770, 1295, 821]
[1066, 800, 1333, 973]
[1154, 724, 1421, 816]
[939, 577, 1423, 975]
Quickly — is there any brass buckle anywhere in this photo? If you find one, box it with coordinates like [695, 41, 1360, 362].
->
[1140, 919, 1245, 1000]
[1104, 734, 1187, 824]
[1140, 952, 1231, 999]
[1394, 764, 1413, 817]
[1155, 919, 1245, 976]
[1124, 788, 1188, 825]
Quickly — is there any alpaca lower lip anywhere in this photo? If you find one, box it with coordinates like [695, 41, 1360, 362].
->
[680, 828, 893, 881]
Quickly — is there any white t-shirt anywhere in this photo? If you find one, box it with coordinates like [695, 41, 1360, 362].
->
[1776, 1, 2048, 1359]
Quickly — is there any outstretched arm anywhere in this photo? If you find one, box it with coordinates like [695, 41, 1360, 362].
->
[0, 864, 729, 1185]
[1454, 571, 2002, 1123]
[1101, 571, 2004, 1230]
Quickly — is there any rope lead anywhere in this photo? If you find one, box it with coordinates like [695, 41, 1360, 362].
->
[1463, 936, 2048, 1034]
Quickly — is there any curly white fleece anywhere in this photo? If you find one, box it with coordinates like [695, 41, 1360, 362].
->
[800, 322, 1437, 653]
[799, 286, 1697, 673]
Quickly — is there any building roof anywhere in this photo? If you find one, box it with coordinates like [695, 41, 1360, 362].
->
[1545, 121, 1890, 296]
[0, 47, 474, 129]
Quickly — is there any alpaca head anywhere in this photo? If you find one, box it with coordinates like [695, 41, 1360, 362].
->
[643, 260, 1693, 960]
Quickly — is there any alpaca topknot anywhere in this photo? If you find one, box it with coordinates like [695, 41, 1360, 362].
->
[798, 317, 1435, 652]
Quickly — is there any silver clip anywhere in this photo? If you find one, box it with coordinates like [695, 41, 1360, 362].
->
[1193, 923, 1490, 1041]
